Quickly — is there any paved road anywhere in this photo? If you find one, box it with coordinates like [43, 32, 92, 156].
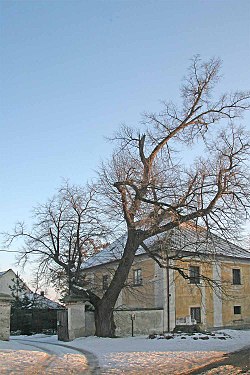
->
[1, 338, 249, 374]
[0, 338, 100, 374]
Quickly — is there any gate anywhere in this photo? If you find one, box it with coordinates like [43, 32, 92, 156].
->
[57, 310, 69, 341]
[10, 308, 60, 335]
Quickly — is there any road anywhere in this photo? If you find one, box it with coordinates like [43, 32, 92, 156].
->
[0, 337, 249, 374]
[0, 338, 100, 374]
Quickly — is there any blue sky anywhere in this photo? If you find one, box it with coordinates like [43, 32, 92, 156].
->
[1, 0, 250, 275]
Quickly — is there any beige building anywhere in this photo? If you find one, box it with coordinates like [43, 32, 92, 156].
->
[83, 227, 250, 333]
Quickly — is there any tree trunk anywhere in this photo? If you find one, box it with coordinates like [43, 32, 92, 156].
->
[94, 301, 116, 337]
[94, 229, 144, 337]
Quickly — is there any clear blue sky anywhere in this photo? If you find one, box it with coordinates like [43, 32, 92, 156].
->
[1, 0, 250, 274]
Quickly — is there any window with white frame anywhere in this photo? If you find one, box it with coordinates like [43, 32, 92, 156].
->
[133, 269, 142, 286]
[190, 307, 201, 323]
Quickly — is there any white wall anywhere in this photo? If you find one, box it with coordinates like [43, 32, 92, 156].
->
[0, 270, 28, 297]
[213, 262, 223, 327]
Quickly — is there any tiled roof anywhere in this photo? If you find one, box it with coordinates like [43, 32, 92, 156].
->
[82, 236, 128, 269]
[82, 225, 250, 269]
[166, 225, 250, 259]
[26, 292, 63, 309]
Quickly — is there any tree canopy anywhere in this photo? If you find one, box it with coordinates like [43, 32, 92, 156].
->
[5, 56, 250, 337]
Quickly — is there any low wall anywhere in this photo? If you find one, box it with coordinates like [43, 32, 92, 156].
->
[78, 309, 164, 337]
[85, 311, 95, 336]
[114, 309, 164, 336]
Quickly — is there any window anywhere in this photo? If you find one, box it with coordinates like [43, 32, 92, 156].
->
[232, 269, 241, 285]
[189, 266, 200, 284]
[234, 306, 241, 315]
[133, 269, 142, 286]
[190, 307, 201, 323]
[102, 275, 109, 291]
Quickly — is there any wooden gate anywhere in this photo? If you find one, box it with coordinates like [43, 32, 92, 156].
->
[57, 310, 69, 341]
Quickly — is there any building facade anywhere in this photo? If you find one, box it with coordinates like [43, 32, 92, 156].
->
[83, 231, 250, 333]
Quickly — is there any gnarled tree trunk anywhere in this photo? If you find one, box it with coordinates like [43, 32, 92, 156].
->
[94, 301, 116, 337]
[93, 230, 144, 337]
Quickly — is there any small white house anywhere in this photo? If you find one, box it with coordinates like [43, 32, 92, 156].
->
[0, 269, 30, 296]
[0, 269, 62, 309]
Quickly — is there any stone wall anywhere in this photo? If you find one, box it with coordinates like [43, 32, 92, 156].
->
[85, 311, 95, 336]
[0, 293, 13, 341]
[62, 306, 164, 339]
[114, 309, 164, 336]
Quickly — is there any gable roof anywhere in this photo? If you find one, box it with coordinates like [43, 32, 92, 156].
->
[82, 225, 250, 269]
[0, 269, 32, 293]
[0, 269, 12, 278]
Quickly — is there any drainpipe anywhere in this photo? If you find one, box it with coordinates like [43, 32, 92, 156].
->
[166, 255, 170, 333]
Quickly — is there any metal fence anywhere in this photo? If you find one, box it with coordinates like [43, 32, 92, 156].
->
[10, 308, 65, 335]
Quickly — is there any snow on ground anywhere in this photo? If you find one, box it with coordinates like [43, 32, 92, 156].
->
[0, 334, 89, 374]
[0, 350, 88, 374]
[80, 330, 249, 354]
[0, 330, 249, 374]
[28, 329, 250, 357]
[46, 329, 250, 373]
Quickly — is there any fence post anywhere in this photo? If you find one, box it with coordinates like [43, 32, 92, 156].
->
[130, 313, 135, 337]
[63, 294, 88, 341]
[0, 293, 14, 341]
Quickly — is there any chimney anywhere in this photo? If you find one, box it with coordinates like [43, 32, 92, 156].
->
[40, 291, 45, 297]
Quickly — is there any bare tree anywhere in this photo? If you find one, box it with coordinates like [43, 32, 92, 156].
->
[5, 182, 108, 298]
[5, 57, 250, 338]
[90, 56, 250, 336]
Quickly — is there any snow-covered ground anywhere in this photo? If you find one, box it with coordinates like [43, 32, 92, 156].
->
[0, 330, 249, 374]
[46, 330, 250, 373]
[51, 329, 250, 355]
